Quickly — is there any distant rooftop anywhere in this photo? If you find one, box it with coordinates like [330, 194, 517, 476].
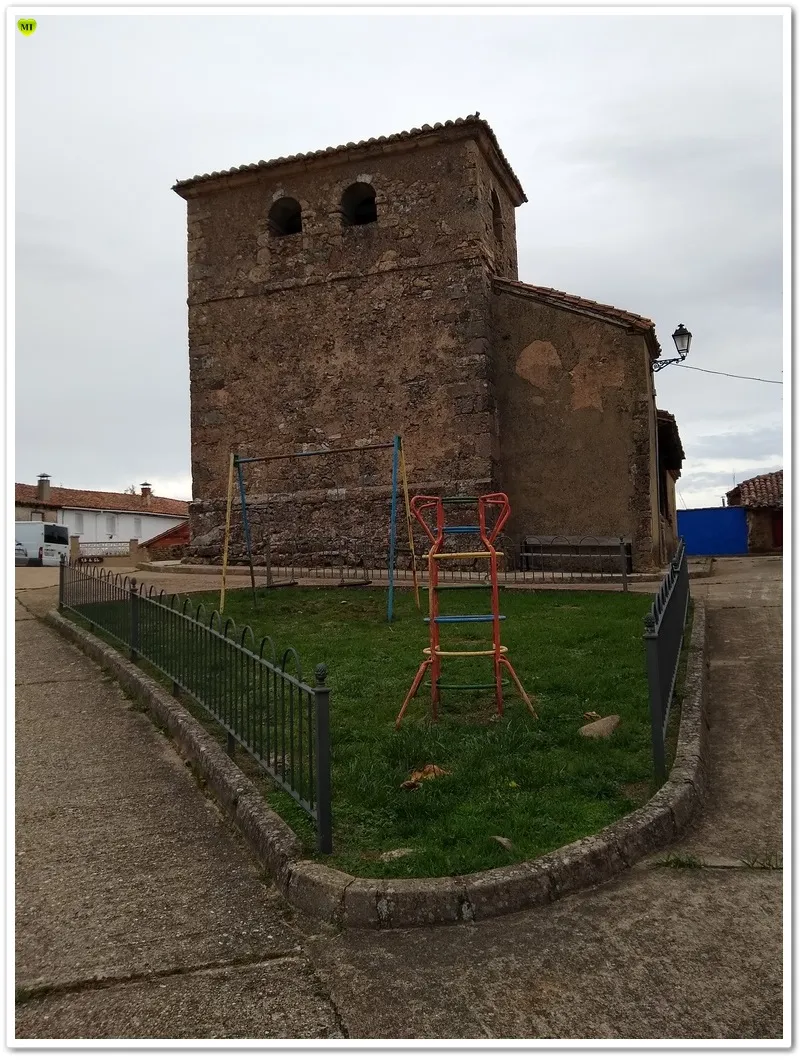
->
[15, 482, 189, 518]
[726, 470, 783, 509]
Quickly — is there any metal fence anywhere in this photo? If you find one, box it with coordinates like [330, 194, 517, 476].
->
[59, 559, 332, 852]
[229, 531, 631, 590]
[643, 539, 691, 781]
[500, 535, 630, 588]
[78, 540, 131, 557]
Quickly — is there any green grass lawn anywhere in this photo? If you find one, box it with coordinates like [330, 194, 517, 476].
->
[188, 584, 658, 879]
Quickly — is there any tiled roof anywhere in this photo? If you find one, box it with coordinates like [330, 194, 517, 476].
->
[15, 483, 189, 518]
[657, 409, 685, 470]
[142, 519, 190, 548]
[726, 470, 783, 509]
[493, 277, 656, 333]
[173, 114, 527, 202]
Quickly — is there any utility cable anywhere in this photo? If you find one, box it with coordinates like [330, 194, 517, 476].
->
[674, 364, 783, 384]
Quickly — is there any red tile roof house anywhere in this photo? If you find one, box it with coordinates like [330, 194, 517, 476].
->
[140, 519, 191, 561]
[726, 470, 783, 552]
[15, 475, 189, 561]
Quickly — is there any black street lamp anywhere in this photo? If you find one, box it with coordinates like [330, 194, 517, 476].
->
[652, 323, 692, 372]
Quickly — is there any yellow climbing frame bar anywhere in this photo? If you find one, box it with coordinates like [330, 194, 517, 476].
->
[424, 550, 504, 560]
[424, 646, 509, 658]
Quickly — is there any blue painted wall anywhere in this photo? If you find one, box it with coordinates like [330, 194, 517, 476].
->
[678, 506, 748, 556]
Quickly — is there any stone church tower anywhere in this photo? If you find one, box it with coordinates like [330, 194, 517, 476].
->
[174, 115, 682, 570]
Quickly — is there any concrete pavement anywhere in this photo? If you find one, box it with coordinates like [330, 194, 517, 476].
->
[671, 557, 783, 863]
[15, 602, 343, 1039]
[14, 555, 784, 1040]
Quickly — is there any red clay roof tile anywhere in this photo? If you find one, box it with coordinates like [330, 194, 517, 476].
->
[15, 483, 189, 518]
[173, 114, 527, 203]
[493, 277, 656, 332]
[726, 470, 783, 509]
[142, 519, 190, 548]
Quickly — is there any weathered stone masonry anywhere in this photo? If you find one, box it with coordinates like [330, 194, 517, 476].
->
[174, 115, 682, 570]
[490, 281, 658, 554]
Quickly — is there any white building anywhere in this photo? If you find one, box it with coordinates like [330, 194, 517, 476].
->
[15, 475, 188, 544]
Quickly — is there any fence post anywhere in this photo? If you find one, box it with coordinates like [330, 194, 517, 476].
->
[129, 577, 140, 662]
[619, 537, 629, 592]
[58, 554, 66, 612]
[679, 544, 690, 622]
[314, 663, 332, 854]
[644, 615, 666, 783]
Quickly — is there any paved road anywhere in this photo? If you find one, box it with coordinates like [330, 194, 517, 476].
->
[14, 556, 783, 1040]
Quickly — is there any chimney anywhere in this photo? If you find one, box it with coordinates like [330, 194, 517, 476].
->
[37, 473, 51, 503]
[140, 482, 152, 507]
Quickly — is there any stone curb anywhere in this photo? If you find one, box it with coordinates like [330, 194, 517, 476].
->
[137, 560, 711, 584]
[45, 601, 708, 930]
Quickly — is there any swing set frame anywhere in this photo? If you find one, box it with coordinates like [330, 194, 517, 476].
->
[219, 435, 419, 622]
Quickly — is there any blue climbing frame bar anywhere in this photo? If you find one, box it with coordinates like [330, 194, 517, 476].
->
[387, 435, 401, 623]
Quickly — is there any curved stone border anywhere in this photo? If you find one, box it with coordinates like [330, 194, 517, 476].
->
[46, 602, 708, 929]
[137, 559, 714, 583]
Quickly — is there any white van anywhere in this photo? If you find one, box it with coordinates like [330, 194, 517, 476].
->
[15, 521, 69, 567]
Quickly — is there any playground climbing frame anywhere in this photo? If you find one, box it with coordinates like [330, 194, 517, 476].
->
[396, 491, 537, 728]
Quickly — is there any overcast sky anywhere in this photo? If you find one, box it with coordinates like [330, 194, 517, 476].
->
[14, 10, 785, 509]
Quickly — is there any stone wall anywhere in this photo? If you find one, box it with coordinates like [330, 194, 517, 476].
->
[177, 123, 666, 573]
[182, 134, 519, 562]
[192, 484, 397, 567]
[660, 470, 680, 560]
[746, 509, 777, 552]
[490, 284, 660, 568]
[146, 543, 187, 562]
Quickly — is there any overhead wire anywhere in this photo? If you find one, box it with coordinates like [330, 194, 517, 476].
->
[673, 364, 783, 384]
